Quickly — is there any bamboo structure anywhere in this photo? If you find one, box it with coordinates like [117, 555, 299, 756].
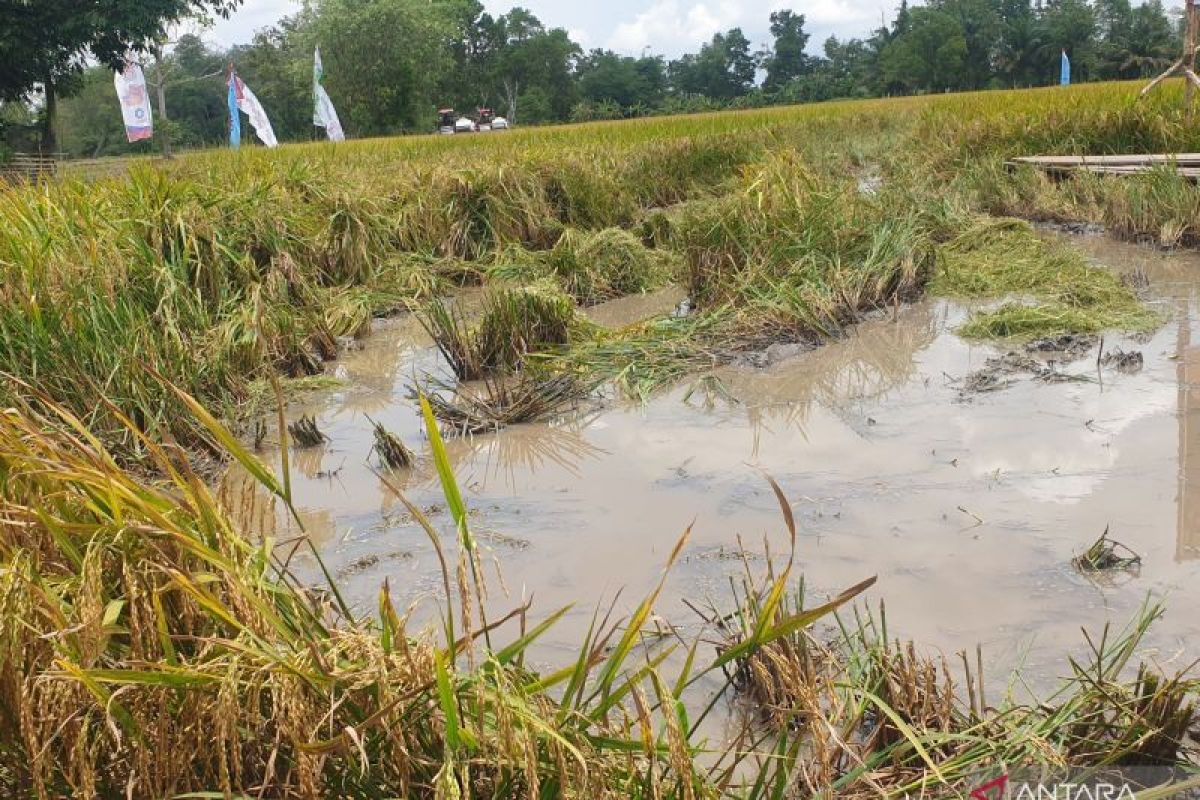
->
[1006, 152, 1200, 177]
[1139, 0, 1199, 110]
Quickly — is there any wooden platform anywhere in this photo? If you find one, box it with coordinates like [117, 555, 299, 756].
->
[1008, 153, 1200, 178]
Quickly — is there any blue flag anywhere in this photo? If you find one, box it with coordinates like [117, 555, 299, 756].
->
[1060, 50, 1071, 86]
[228, 72, 241, 149]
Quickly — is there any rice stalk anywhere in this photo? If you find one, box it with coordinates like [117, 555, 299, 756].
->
[368, 416, 414, 469]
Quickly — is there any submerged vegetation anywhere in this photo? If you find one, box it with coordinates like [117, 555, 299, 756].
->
[368, 416, 415, 468]
[6, 80, 1200, 795]
[933, 217, 1159, 338]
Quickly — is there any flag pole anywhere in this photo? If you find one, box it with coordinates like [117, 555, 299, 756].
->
[1187, 0, 1198, 112]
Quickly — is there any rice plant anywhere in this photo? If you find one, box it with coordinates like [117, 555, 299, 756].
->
[417, 372, 593, 434]
[709, 558, 1199, 797]
[287, 414, 328, 447]
[367, 416, 415, 468]
[537, 227, 679, 305]
[0, 387, 879, 798]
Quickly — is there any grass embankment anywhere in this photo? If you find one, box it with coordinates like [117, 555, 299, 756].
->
[922, 80, 1200, 248]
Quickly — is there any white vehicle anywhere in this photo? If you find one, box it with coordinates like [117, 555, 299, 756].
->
[491, 116, 509, 130]
[437, 108, 456, 135]
[454, 117, 476, 133]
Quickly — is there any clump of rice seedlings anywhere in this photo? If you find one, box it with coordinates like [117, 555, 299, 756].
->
[1072, 527, 1142, 573]
[1101, 167, 1200, 247]
[368, 416, 414, 468]
[417, 297, 484, 379]
[538, 227, 678, 305]
[475, 285, 576, 371]
[700, 571, 828, 730]
[1063, 664, 1196, 766]
[418, 287, 576, 380]
[287, 413, 327, 447]
[417, 372, 592, 434]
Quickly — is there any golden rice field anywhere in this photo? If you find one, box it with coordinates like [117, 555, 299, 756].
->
[2, 80, 1200, 797]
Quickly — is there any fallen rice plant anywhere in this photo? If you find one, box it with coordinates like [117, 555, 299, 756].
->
[710, 554, 1199, 797]
[287, 413, 328, 447]
[0, 83, 1179, 464]
[932, 217, 1160, 339]
[1073, 527, 1143, 573]
[417, 372, 593, 434]
[537, 227, 679, 305]
[367, 416, 415, 468]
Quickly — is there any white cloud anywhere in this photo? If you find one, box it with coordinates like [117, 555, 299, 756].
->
[606, 0, 894, 57]
[787, 0, 876, 27]
[607, 0, 745, 55]
[201, 0, 897, 59]
[568, 28, 592, 49]
[207, 0, 299, 48]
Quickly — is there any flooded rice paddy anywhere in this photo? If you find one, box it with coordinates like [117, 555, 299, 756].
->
[241, 235, 1200, 684]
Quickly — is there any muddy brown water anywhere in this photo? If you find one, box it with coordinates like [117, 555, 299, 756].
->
[233, 237, 1200, 691]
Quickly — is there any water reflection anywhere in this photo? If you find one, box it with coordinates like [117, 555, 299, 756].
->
[1178, 309, 1200, 561]
[1065, 233, 1200, 563]
[442, 415, 608, 489]
[721, 302, 942, 452]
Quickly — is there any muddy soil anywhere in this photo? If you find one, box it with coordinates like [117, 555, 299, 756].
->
[230, 234, 1200, 687]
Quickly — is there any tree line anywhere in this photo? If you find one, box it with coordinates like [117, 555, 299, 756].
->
[0, 0, 1185, 158]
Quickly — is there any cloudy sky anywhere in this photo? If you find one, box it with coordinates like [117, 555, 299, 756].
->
[208, 0, 901, 58]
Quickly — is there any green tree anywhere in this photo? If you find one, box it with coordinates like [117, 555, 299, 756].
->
[1039, 0, 1098, 82]
[996, 0, 1043, 86]
[577, 49, 666, 110]
[1094, 0, 1175, 78]
[0, 0, 241, 152]
[54, 68, 132, 157]
[305, 0, 454, 135]
[670, 28, 757, 100]
[763, 11, 811, 92]
[880, 8, 969, 93]
[934, 0, 1001, 89]
[495, 9, 579, 124]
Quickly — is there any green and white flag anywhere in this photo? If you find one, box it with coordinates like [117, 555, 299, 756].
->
[313, 47, 345, 142]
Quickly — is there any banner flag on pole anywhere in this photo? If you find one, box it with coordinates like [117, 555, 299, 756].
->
[113, 62, 153, 143]
[1060, 50, 1071, 86]
[228, 69, 278, 148]
[227, 69, 241, 148]
[313, 47, 345, 142]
